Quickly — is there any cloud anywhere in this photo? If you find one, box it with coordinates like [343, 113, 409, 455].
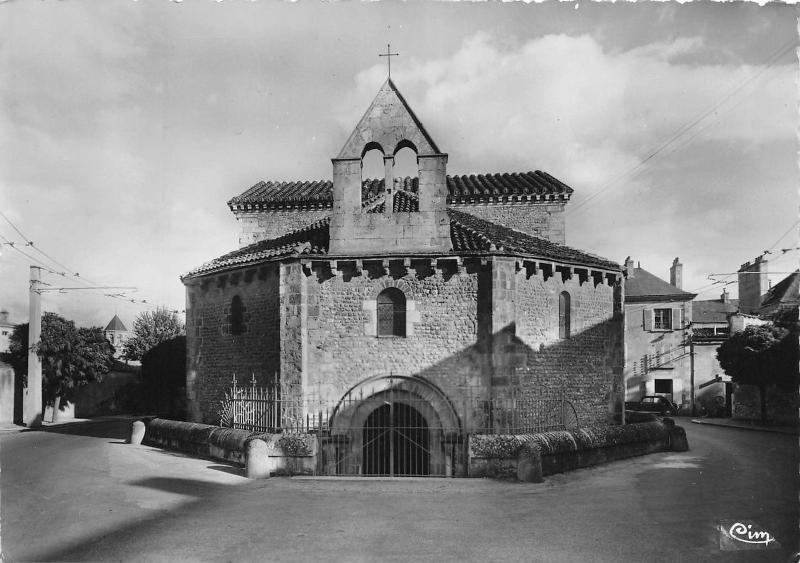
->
[346, 31, 795, 297]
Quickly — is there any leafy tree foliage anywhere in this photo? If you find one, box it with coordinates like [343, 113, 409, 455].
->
[0, 312, 115, 407]
[140, 335, 186, 418]
[717, 323, 796, 423]
[123, 308, 185, 362]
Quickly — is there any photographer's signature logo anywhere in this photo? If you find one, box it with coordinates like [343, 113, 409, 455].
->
[728, 522, 775, 546]
[719, 520, 780, 551]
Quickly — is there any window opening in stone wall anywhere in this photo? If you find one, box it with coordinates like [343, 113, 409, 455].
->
[653, 308, 672, 330]
[377, 288, 406, 337]
[362, 146, 384, 191]
[230, 295, 245, 336]
[393, 145, 419, 183]
[558, 291, 571, 339]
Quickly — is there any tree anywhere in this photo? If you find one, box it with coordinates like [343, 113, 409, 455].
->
[717, 324, 796, 423]
[0, 312, 115, 407]
[123, 308, 185, 362]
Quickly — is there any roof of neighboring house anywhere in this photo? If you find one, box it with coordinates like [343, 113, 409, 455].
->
[104, 315, 128, 332]
[184, 208, 618, 279]
[228, 171, 574, 211]
[760, 270, 800, 311]
[625, 267, 696, 302]
[692, 298, 740, 323]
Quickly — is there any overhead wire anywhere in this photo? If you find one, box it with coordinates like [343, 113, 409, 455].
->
[567, 39, 796, 216]
[0, 223, 184, 315]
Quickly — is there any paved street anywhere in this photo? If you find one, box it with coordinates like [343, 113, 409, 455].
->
[1, 420, 796, 562]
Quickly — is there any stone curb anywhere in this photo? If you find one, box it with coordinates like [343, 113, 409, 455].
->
[690, 418, 798, 436]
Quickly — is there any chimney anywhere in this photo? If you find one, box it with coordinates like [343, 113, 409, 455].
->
[721, 289, 729, 304]
[670, 257, 683, 290]
[0, 310, 7, 324]
[624, 256, 635, 278]
[738, 255, 769, 314]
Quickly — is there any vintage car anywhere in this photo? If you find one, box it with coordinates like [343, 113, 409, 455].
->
[625, 395, 679, 416]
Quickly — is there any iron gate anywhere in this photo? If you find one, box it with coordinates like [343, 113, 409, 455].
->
[222, 375, 578, 477]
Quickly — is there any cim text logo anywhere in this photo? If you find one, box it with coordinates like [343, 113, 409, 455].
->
[719, 520, 780, 551]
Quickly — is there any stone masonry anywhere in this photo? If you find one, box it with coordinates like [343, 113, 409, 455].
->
[183, 76, 625, 468]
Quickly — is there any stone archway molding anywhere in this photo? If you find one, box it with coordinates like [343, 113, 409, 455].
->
[329, 374, 461, 433]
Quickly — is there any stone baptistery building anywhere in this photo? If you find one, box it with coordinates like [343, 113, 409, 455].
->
[183, 79, 624, 476]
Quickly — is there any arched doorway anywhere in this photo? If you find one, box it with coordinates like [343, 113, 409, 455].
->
[324, 375, 463, 477]
[362, 402, 430, 476]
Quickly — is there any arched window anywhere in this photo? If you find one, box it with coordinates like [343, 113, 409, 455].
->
[230, 295, 245, 336]
[377, 288, 406, 337]
[558, 291, 571, 339]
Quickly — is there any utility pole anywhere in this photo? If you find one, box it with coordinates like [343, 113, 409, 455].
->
[689, 332, 696, 416]
[24, 265, 42, 427]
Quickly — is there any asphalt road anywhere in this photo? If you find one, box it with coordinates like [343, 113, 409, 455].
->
[1, 420, 796, 562]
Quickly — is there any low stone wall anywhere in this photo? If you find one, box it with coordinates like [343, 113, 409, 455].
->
[140, 418, 316, 475]
[469, 421, 688, 482]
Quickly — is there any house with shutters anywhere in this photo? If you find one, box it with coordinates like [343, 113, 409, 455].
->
[623, 257, 696, 408]
[181, 78, 625, 476]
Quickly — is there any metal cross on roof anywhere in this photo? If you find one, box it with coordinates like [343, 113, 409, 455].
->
[379, 44, 399, 78]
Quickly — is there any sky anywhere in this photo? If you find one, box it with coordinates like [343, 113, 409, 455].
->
[0, 1, 797, 330]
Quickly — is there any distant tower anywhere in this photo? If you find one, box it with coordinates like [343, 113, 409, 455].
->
[104, 315, 129, 358]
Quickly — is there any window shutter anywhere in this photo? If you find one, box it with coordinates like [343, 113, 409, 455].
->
[643, 309, 653, 331]
[672, 308, 681, 330]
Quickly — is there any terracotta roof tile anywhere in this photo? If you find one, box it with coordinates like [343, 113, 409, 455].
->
[186, 207, 617, 279]
[228, 171, 573, 211]
[447, 209, 617, 270]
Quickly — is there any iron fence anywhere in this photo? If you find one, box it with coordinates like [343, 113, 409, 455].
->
[221, 375, 577, 435]
[219, 375, 578, 477]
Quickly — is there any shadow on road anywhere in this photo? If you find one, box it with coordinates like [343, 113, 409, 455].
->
[23, 419, 132, 440]
[207, 464, 244, 477]
[31, 476, 249, 562]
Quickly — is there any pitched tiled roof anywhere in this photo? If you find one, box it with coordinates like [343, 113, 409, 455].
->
[760, 270, 800, 311]
[447, 209, 617, 270]
[228, 171, 573, 211]
[693, 299, 739, 324]
[625, 268, 696, 302]
[104, 314, 128, 332]
[186, 208, 617, 279]
[185, 218, 330, 277]
[446, 172, 573, 203]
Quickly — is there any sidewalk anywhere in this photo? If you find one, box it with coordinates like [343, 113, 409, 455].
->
[0, 414, 140, 435]
[690, 417, 799, 435]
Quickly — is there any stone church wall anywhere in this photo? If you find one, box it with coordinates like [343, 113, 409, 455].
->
[233, 201, 567, 249]
[452, 203, 566, 244]
[303, 264, 488, 411]
[235, 209, 331, 247]
[514, 271, 621, 427]
[184, 256, 623, 430]
[185, 264, 281, 424]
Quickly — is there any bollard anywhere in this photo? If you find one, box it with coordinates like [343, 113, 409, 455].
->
[130, 420, 146, 445]
[669, 425, 689, 452]
[516, 443, 544, 483]
[245, 439, 271, 479]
